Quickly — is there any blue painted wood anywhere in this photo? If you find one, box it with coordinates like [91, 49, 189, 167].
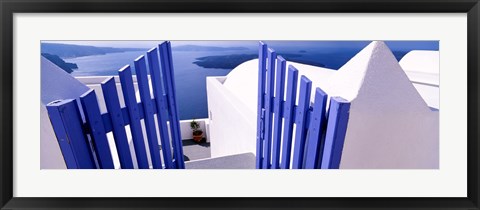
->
[147, 47, 174, 169]
[255, 41, 267, 169]
[135, 55, 163, 169]
[101, 77, 134, 169]
[305, 109, 314, 130]
[280, 66, 299, 169]
[165, 42, 178, 100]
[262, 48, 276, 169]
[46, 100, 78, 169]
[158, 42, 177, 168]
[100, 99, 152, 132]
[167, 41, 186, 169]
[320, 97, 350, 169]
[304, 88, 328, 169]
[159, 41, 185, 169]
[100, 112, 114, 133]
[271, 56, 286, 169]
[118, 66, 149, 169]
[79, 90, 115, 169]
[98, 97, 160, 134]
[292, 76, 312, 169]
[46, 99, 96, 169]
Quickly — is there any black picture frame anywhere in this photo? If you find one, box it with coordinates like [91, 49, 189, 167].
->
[1, 0, 479, 209]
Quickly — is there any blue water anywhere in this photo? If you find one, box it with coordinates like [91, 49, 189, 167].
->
[66, 49, 252, 120]
[64, 41, 439, 120]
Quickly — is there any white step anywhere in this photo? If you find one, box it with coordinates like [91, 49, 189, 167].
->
[185, 153, 255, 169]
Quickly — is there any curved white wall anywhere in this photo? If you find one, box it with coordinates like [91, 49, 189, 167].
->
[400, 50, 439, 74]
[400, 50, 440, 109]
[223, 59, 336, 112]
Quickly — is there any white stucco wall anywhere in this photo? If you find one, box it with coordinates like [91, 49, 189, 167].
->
[323, 42, 438, 168]
[206, 77, 257, 158]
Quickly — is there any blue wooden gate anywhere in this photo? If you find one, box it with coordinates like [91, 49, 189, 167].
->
[256, 42, 351, 169]
[46, 41, 185, 169]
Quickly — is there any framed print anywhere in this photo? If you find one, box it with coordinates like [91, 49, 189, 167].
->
[1, 0, 479, 209]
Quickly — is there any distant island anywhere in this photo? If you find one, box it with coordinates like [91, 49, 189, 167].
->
[173, 45, 250, 51]
[194, 54, 257, 69]
[193, 53, 325, 69]
[41, 43, 148, 58]
[41, 43, 150, 73]
[42, 53, 78, 73]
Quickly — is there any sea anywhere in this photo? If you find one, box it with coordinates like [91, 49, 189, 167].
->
[64, 41, 439, 120]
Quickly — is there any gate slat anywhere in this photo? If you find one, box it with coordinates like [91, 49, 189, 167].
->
[100, 98, 161, 133]
[159, 42, 185, 169]
[46, 99, 96, 169]
[280, 66, 299, 169]
[119, 66, 149, 169]
[256, 41, 267, 169]
[147, 47, 174, 169]
[321, 97, 350, 169]
[101, 77, 134, 169]
[292, 76, 312, 169]
[271, 56, 286, 169]
[135, 55, 163, 169]
[262, 48, 276, 169]
[166, 41, 185, 169]
[80, 90, 115, 169]
[304, 88, 328, 169]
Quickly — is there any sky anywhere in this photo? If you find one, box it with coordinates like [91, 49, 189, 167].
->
[41, 40, 439, 51]
[41, 41, 250, 48]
